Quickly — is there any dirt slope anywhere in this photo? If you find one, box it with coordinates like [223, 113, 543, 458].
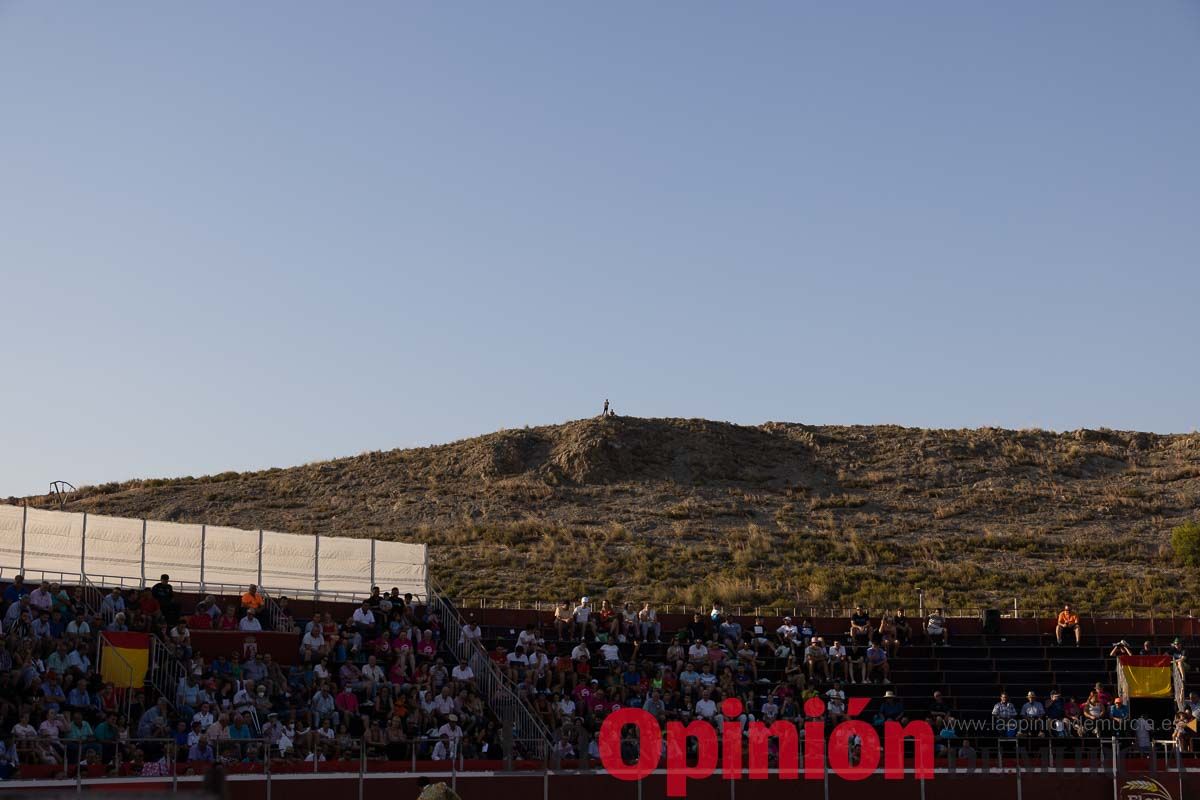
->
[13, 417, 1200, 612]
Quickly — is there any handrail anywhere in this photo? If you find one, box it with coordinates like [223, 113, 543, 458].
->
[442, 596, 1200, 622]
[148, 633, 188, 711]
[0, 564, 423, 607]
[428, 578, 552, 759]
[79, 572, 106, 620]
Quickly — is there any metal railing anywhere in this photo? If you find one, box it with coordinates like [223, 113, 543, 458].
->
[444, 596, 1200, 623]
[429, 579, 552, 760]
[79, 572, 106, 619]
[0, 564, 400, 607]
[148, 635, 188, 711]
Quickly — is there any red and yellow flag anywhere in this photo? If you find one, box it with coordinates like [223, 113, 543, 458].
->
[1118, 655, 1173, 698]
[100, 632, 149, 688]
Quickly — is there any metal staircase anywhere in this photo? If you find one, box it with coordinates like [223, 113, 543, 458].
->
[428, 579, 552, 760]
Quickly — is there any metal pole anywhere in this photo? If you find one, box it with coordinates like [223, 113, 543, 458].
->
[80, 512, 88, 579]
[1111, 736, 1119, 800]
[1015, 742, 1023, 800]
[370, 539, 376, 588]
[19, 502, 27, 573]
[140, 519, 147, 585]
[258, 529, 264, 587]
[314, 533, 320, 595]
[266, 735, 272, 800]
[199, 525, 207, 592]
[358, 738, 364, 800]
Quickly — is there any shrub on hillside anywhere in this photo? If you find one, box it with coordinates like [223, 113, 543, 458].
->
[1171, 521, 1200, 567]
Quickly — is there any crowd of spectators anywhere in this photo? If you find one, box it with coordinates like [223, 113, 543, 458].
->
[471, 598, 961, 762]
[1, 575, 1195, 779]
[0, 574, 506, 779]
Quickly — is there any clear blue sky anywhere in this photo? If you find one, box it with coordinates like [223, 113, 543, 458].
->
[3, 2, 1198, 497]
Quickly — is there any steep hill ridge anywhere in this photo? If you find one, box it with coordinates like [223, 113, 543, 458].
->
[13, 417, 1200, 611]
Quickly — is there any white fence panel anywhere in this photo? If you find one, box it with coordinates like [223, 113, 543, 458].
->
[23, 507, 84, 576]
[260, 529, 317, 592]
[374, 539, 427, 597]
[0, 505, 426, 598]
[314, 536, 373, 593]
[0, 505, 23, 568]
[144, 520, 203, 584]
[203, 525, 260, 588]
[81, 514, 144, 582]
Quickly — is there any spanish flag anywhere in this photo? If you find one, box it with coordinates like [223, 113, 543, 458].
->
[100, 632, 149, 688]
[1118, 655, 1173, 698]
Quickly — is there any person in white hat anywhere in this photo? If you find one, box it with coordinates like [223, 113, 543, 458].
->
[437, 713, 463, 757]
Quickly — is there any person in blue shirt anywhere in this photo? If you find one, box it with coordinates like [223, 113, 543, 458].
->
[2, 575, 30, 604]
[188, 736, 215, 762]
[48, 610, 67, 638]
[67, 681, 95, 712]
[1110, 696, 1131, 722]
[227, 713, 252, 740]
[173, 721, 190, 748]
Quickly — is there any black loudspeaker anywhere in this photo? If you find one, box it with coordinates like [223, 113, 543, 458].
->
[982, 608, 1001, 635]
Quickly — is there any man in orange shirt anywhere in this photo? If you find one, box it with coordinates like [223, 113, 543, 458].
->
[241, 585, 265, 613]
[1056, 604, 1081, 646]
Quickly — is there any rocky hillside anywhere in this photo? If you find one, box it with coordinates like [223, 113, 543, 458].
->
[13, 417, 1200, 612]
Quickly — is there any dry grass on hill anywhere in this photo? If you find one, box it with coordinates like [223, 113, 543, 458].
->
[13, 417, 1200, 613]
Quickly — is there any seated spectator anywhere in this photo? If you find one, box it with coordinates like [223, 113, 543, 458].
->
[1045, 690, 1065, 722]
[238, 608, 263, 632]
[925, 608, 948, 646]
[637, 603, 660, 643]
[864, 642, 890, 684]
[99, 588, 125, 622]
[877, 691, 907, 726]
[847, 639, 867, 684]
[826, 639, 848, 681]
[1055, 604, 1081, 646]
[1021, 692, 1046, 735]
[2, 574, 29, 603]
[876, 613, 898, 657]
[776, 616, 799, 644]
[187, 602, 214, 630]
[29, 581, 54, 614]
[241, 584, 266, 613]
[554, 602, 573, 640]
[1139, 640, 1157, 656]
[352, 601, 377, 636]
[572, 596, 596, 641]
[927, 690, 951, 731]
[991, 693, 1017, 732]
[849, 606, 871, 643]
[217, 605, 239, 631]
[893, 608, 911, 645]
[804, 638, 829, 681]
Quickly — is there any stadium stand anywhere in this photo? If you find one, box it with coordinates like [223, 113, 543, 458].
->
[0, 573, 515, 780]
[455, 599, 1198, 763]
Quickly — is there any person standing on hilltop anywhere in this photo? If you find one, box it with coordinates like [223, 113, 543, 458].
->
[602, 399, 609, 417]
